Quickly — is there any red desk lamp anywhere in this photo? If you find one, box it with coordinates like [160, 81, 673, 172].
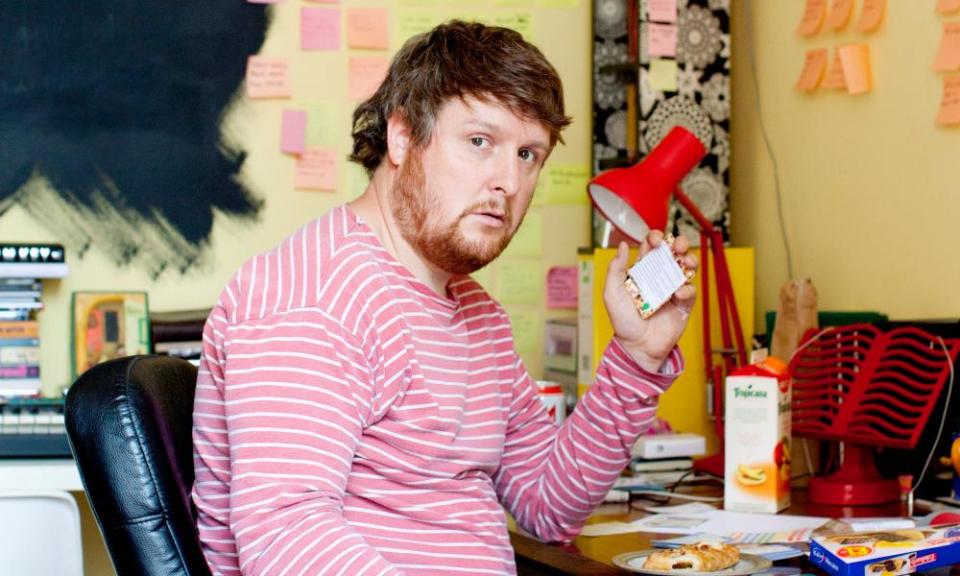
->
[588, 126, 747, 477]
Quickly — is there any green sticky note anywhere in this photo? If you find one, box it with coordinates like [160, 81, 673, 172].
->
[303, 99, 345, 149]
[649, 58, 679, 93]
[493, 11, 534, 39]
[502, 211, 542, 258]
[540, 163, 590, 205]
[498, 258, 542, 304]
[536, 0, 579, 7]
[506, 307, 540, 353]
[493, 0, 535, 6]
[396, 7, 443, 45]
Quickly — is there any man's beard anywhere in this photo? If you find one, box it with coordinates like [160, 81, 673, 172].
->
[390, 149, 517, 275]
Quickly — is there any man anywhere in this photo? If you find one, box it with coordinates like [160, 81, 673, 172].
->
[193, 21, 697, 575]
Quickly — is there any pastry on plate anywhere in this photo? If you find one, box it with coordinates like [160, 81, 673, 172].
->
[643, 542, 741, 572]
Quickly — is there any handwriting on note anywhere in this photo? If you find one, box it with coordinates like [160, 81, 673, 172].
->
[246, 56, 292, 99]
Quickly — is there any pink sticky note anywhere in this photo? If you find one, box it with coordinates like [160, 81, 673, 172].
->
[280, 109, 307, 155]
[546, 267, 578, 309]
[647, 0, 677, 23]
[348, 57, 390, 101]
[647, 23, 677, 58]
[347, 7, 389, 50]
[246, 56, 292, 99]
[295, 148, 338, 191]
[301, 7, 340, 51]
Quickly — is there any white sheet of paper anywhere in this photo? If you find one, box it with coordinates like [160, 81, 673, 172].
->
[641, 502, 717, 514]
[579, 509, 828, 537]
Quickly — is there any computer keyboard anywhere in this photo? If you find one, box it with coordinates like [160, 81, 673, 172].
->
[0, 397, 72, 458]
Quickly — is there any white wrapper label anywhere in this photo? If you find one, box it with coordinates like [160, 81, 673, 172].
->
[626, 242, 686, 316]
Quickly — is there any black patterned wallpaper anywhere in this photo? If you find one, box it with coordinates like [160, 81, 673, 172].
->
[593, 0, 731, 247]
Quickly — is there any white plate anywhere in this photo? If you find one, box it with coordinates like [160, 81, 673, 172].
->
[612, 550, 773, 576]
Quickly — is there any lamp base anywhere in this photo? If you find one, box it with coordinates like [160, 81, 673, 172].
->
[806, 444, 902, 505]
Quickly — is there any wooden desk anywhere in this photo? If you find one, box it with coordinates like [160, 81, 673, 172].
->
[511, 487, 907, 575]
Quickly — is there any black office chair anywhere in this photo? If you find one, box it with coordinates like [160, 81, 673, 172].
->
[65, 355, 212, 576]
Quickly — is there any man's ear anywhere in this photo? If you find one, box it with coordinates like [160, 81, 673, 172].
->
[386, 110, 412, 166]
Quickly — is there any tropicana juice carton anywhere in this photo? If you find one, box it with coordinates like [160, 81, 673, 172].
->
[724, 355, 791, 513]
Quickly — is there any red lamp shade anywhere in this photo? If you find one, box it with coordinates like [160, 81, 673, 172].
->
[588, 126, 706, 243]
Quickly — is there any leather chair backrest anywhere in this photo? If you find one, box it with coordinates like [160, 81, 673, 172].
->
[65, 355, 212, 576]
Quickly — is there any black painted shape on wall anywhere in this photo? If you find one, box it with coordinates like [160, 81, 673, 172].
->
[0, 3, 268, 261]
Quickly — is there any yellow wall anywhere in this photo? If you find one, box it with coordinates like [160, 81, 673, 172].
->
[2, 2, 592, 397]
[730, 1, 960, 327]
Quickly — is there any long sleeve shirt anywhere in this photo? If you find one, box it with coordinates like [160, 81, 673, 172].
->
[192, 205, 682, 575]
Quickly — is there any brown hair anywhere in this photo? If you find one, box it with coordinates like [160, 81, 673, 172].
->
[350, 21, 571, 175]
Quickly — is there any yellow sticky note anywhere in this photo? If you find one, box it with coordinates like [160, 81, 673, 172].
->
[347, 7, 390, 50]
[506, 307, 540, 353]
[936, 76, 960, 126]
[296, 148, 338, 191]
[246, 56, 292, 99]
[855, 0, 885, 34]
[537, 0, 579, 7]
[396, 7, 442, 44]
[821, 49, 847, 90]
[471, 263, 497, 296]
[795, 49, 828, 92]
[937, 0, 960, 15]
[343, 160, 369, 200]
[494, 12, 534, 40]
[502, 212, 543, 258]
[494, 0, 534, 5]
[825, 0, 854, 31]
[302, 99, 345, 148]
[498, 259, 542, 304]
[796, 0, 825, 36]
[838, 43, 872, 95]
[649, 58, 679, 92]
[934, 22, 960, 72]
[348, 56, 390, 101]
[447, 9, 491, 24]
[537, 163, 590, 205]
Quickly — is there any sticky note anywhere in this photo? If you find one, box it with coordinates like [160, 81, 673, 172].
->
[649, 58, 678, 92]
[794, 49, 828, 92]
[647, 0, 677, 23]
[546, 266, 578, 309]
[396, 8, 441, 43]
[246, 56, 292, 99]
[796, 0, 825, 36]
[344, 160, 369, 200]
[302, 99, 344, 148]
[471, 263, 497, 296]
[821, 49, 847, 90]
[506, 307, 539, 353]
[348, 56, 390, 101]
[536, 163, 590, 205]
[934, 22, 960, 72]
[838, 43, 872, 95]
[301, 7, 340, 51]
[937, 0, 960, 15]
[647, 23, 678, 58]
[493, 0, 534, 6]
[493, 12, 534, 40]
[347, 7, 390, 50]
[855, 0, 885, 33]
[536, 0, 579, 7]
[499, 259, 542, 306]
[502, 212, 543, 258]
[825, 0, 854, 31]
[295, 148, 338, 191]
[280, 109, 307, 154]
[936, 76, 960, 126]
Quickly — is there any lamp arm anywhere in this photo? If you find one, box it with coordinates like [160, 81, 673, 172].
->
[673, 186, 715, 233]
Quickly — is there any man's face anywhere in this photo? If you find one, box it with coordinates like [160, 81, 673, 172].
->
[391, 95, 552, 275]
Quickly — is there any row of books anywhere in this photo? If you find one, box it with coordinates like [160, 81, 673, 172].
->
[0, 317, 40, 396]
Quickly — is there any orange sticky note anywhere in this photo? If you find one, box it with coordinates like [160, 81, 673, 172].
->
[795, 49, 828, 92]
[301, 7, 340, 51]
[647, 23, 678, 57]
[934, 22, 960, 72]
[821, 49, 847, 90]
[855, 0, 885, 33]
[936, 76, 960, 125]
[348, 56, 390, 101]
[246, 56, 292, 99]
[838, 43, 872, 95]
[347, 7, 390, 50]
[295, 148, 338, 191]
[937, 0, 960, 15]
[825, 0, 854, 31]
[796, 0, 825, 36]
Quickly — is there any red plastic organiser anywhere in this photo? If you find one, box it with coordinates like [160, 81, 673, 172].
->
[790, 324, 960, 505]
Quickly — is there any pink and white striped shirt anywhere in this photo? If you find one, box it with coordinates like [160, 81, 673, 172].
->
[192, 205, 682, 575]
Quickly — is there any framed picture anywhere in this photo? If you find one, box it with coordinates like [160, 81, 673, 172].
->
[71, 291, 150, 380]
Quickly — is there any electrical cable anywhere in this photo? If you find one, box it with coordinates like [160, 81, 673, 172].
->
[742, 0, 794, 280]
[908, 337, 955, 506]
